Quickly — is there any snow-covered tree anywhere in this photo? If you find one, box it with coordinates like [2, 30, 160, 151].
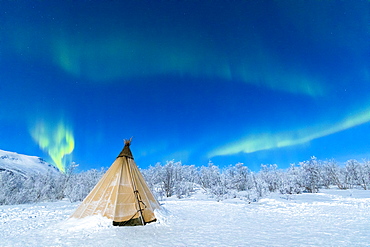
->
[142, 161, 198, 199]
[354, 160, 370, 190]
[224, 163, 253, 192]
[300, 157, 322, 193]
[345, 159, 360, 189]
[260, 164, 281, 192]
[321, 159, 347, 189]
[199, 161, 228, 200]
[278, 164, 304, 194]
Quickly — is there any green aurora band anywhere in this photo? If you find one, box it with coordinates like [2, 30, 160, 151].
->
[208, 106, 370, 158]
[51, 33, 325, 97]
[30, 120, 75, 173]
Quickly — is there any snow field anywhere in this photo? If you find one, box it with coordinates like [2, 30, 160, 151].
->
[1, 189, 369, 246]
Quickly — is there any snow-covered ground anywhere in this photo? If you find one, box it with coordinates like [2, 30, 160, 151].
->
[1, 189, 369, 247]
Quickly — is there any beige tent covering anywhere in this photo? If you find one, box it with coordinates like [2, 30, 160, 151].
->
[71, 139, 161, 226]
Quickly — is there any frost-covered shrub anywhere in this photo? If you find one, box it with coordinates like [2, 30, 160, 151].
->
[321, 160, 343, 189]
[299, 157, 322, 193]
[0, 171, 64, 205]
[0, 164, 105, 205]
[0, 171, 24, 205]
[224, 163, 253, 192]
[260, 164, 281, 192]
[198, 162, 221, 190]
[344, 159, 370, 190]
[141, 164, 164, 199]
[173, 165, 197, 198]
[251, 172, 269, 199]
[142, 161, 197, 199]
[199, 162, 228, 200]
[357, 160, 370, 190]
[278, 164, 304, 195]
[344, 159, 359, 189]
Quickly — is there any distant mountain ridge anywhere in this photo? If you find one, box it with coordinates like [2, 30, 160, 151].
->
[0, 149, 60, 176]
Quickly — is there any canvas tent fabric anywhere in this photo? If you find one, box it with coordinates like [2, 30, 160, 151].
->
[71, 139, 160, 226]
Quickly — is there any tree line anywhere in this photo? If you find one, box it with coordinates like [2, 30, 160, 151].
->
[0, 157, 369, 205]
[142, 157, 370, 202]
[0, 164, 104, 205]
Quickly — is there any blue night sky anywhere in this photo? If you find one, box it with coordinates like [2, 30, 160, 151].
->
[0, 1, 369, 172]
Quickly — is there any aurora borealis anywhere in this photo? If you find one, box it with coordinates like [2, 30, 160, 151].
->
[1, 1, 369, 171]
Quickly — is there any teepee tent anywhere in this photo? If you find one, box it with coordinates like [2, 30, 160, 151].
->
[71, 139, 160, 226]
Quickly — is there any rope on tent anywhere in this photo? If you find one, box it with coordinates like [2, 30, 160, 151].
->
[133, 190, 146, 226]
[127, 156, 145, 226]
[134, 190, 147, 209]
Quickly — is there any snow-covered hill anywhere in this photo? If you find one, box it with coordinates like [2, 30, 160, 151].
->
[1, 189, 369, 246]
[0, 149, 60, 176]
